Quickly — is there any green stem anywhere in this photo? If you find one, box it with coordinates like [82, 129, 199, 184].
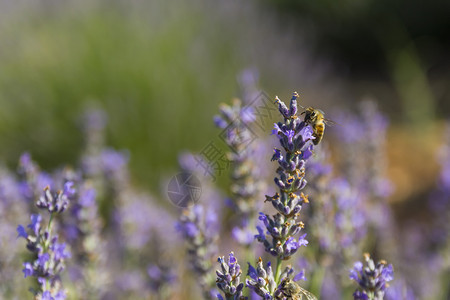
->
[274, 257, 283, 284]
[48, 213, 54, 231]
[310, 266, 325, 298]
[46, 278, 50, 293]
[42, 213, 54, 293]
[44, 213, 54, 250]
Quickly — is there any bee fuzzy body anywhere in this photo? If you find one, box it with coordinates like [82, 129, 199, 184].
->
[303, 107, 326, 145]
[278, 278, 318, 300]
[311, 122, 324, 145]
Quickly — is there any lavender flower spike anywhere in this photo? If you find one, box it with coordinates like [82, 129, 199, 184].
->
[214, 98, 263, 247]
[176, 204, 219, 299]
[216, 252, 246, 300]
[257, 92, 314, 266]
[245, 257, 277, 299]
[36, 184, 71, 214]
[17, 184, 73, 299]
[350, 253, 394, 300]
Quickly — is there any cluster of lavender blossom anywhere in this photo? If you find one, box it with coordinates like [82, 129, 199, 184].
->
[176, 91, 398, 300]
[17, 182, 72, 299]
[0, 109, 179, 300]
[2, 82, 450, 299]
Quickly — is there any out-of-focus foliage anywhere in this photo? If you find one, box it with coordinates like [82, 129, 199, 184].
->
[0, 0, 340, 193]
[0, 1, 246, 190]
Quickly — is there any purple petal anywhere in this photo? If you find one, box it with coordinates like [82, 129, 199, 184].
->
[22, 262, 33, 278]
[17, 225, 28, 239]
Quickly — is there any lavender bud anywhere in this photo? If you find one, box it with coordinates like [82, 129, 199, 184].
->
[289, 92, 299, 116]
[275, 96, 290, 119]
[274, 177, 285, 189]
[350, 253, 394, 300]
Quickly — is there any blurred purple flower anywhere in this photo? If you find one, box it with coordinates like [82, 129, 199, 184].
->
[214, 97, 263, 248]
[350, 254, 393, 300]
[100, 148, 129, 174]
[147, 263, 177, 293]
[177, 203, 219, 298]
[83, 108, 107, 131]
[232, 226, 254, 246]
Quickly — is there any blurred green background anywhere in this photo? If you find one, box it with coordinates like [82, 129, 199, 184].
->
[0, 0, 448, 199]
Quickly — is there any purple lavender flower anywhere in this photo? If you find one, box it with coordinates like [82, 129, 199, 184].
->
[176, 151, 226, 298]
[246, 257, 309, 300]
[245, 257, 277, 298]
[350, 253, 394, 300]
[17, 185, 72, 299]
[257, 93, 314, 264]
[100, 148, 129, 175]
[147, 263, 177, 295]
[176, 203, 219, 299]
[244, 92, 318, 300]
[36, 186, 70, 213]
[216, 252, 245, 300]
[214, 97, 264, 247]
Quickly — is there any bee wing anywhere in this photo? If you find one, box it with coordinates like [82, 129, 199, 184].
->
[323, 118, 338, 126]
[298, 286, 318, 300]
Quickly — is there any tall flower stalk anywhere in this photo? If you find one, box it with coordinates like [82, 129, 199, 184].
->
[215, 92, 317, 299]
[214, 98, 262, 247]
[17, 183, 73, 299]
[176, 204, 219, 299]
[256, 92, 314, 283]
[176, 153, 222, 299]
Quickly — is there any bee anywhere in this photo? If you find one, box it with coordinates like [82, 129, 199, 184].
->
[302, 107, 334, 145]
[278, 278, 318, 300]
